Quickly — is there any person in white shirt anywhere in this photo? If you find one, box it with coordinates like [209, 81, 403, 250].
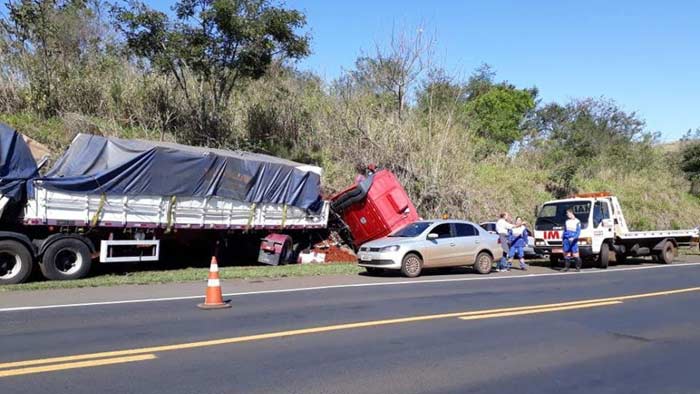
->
[507, 217, 529, 271]
[562, 209, 582, 272]
[496, 212, 513, 271]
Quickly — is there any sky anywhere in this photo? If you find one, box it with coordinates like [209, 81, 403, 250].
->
[147, 0, 699, 141]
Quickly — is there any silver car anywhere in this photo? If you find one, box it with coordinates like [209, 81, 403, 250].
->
[357, 220, 500, 277]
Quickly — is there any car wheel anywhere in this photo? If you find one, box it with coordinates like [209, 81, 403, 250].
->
[401, 253, 423, 278]
[473, 252, 493, 274]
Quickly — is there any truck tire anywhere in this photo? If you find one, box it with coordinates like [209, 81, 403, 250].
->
[40, 238, 92, 280]
[660, 241, 676, 264]
[473, 252, 493, 274]
[401, 253, 423, 278]
[0, 240, 33, 285]
[598, 243, 610, 269]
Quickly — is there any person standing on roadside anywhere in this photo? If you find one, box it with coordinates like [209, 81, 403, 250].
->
[507, 217, 529, 271]
[563, 208, 582, 272]
[496, 212, 513, 271]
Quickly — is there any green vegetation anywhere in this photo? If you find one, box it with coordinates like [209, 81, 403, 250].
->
[0, 0, 698, 231]
[0, 262, 362, 291]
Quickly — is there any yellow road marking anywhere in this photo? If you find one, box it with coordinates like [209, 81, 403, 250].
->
[0, 354, 157, 378]
[1, 286, 698, 374]
[458, 301, 621, 320]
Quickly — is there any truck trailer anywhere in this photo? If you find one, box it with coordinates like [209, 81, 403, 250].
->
[0, 126, 416, 284]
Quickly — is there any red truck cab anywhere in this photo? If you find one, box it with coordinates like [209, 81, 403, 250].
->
[331, 169, 419, 248]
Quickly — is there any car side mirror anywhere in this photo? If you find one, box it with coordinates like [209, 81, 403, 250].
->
[427, 233, 438, 240]
[534, 205, 540, 217]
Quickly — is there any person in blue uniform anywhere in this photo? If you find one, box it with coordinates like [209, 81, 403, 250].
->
[507, 217, 529, 271]
[562, 208, 582, 272]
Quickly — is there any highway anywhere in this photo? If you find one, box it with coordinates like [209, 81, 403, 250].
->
[2, 261, 700, 393]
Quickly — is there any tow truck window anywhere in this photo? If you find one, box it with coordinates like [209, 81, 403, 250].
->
[535, 202, 591, 230]
[593, 202, 611, 227]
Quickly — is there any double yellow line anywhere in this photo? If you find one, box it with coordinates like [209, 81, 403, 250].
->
[1, 286, 699, 378]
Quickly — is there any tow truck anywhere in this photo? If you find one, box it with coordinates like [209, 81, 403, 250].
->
[533, 192, 700, 268]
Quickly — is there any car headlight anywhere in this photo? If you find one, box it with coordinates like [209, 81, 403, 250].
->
[359, 246, 368, 252]
[380, 245, 400, 252]
[579, 237, 592, 246]
[535, 240, 545, 246]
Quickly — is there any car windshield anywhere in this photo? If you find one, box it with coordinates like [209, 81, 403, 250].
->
[535, 202, 590, 230]
[389, 222, 433, 237]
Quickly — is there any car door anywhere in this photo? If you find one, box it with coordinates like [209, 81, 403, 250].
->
[422, 223, 456, 267]
[453, 222, 479, 265]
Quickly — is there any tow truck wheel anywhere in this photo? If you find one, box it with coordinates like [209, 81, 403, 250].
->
[660, 241, 676, 264]
[598, 243, 610, 269]
[40, 238, 92, 280]
[0, 240, 33, 285]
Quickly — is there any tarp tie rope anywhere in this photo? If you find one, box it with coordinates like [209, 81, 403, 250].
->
[281, 204, 288, 228]
[247, 203, 257, 231]
[165, 196, 177, 234]
[90, 194, 106, 227]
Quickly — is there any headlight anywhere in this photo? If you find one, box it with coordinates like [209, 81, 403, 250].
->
[579, 237, 592, 246]
[380, 245, 400, 252]
[535, 240, 545, 246]
[359, 246, 368, 252]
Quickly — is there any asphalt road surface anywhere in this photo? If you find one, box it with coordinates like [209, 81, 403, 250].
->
[2, 261, 700, 393]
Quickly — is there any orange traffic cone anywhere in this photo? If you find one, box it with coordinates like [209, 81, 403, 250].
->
[197, 256, 231, 310]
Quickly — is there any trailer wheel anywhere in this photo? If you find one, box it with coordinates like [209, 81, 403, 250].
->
[401, 253, 423, 278]
[598, 243, 610, 269]
[40, 238, 92, 280]
[0, 240, 33, 285]
[660, 241, 676, 264]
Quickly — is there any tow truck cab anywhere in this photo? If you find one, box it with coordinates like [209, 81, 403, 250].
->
[533, 193, 613, 259]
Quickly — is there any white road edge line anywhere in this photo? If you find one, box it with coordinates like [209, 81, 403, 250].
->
[2, 262, 700, 313]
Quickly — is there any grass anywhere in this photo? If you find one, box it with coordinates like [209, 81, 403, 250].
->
[1, 262, 362, 292]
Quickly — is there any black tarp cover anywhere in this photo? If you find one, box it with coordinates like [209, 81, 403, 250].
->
[41, 134, 323, 211]
[0, 124, 38, 202]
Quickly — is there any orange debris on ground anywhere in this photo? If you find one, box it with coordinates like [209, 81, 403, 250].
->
[311, 236, 357, 263]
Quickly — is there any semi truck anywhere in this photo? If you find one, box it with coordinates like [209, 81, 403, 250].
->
[0, 125, 416, 284]
[533, 192, 699, 268]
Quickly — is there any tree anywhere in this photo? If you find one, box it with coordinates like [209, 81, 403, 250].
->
[339, 26, 433, 120]
[113, 0, 310, 145]
[464, 84, 536, 155]
[1, 0, 110, 116]
[534, 98, 656, 196]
